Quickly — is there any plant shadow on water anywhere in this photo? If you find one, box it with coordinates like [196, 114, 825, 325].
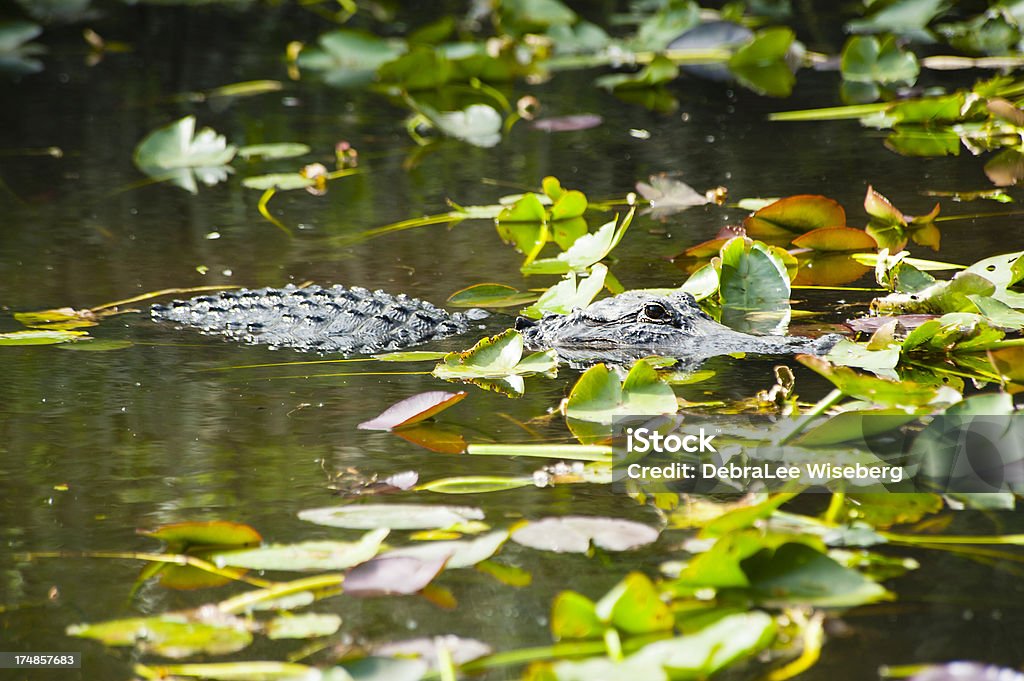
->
[3, 1, 1024, 680]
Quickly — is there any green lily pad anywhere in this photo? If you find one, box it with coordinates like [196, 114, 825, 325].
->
[564, 360, 678, 425]
[433, 104, 503, 148]
[717, 237, 792, 312]
[594, 572, 674, 635]
[596, 55, 679, 91]
[298, 504, 484, 531]
[297, 29, 405, 87]
[0, 329, 88, 346]
[522, 207, 634, 274]
[237, 143, 310, 160]
[141, 520, 263, 549]
[135, 661, 326, 681]
[67, 614, 252, 658]
[133, 116, 237, 194]
[521, 264, 608, 318]
[264, 613, 342, 640]
[847, 0, 948, 35]
[742, 542, 891, 607]
[432, 330, 557, 380]
[551, 591, 603, 640]
[447, 284, 539, 308]
[242, 173, 317, 191]
[799, 356, 955, 406]
[841, 35, 920, 85]
[212, 529, 388, 571]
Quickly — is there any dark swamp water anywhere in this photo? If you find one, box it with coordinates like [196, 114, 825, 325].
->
[2, 2, 1024, 680]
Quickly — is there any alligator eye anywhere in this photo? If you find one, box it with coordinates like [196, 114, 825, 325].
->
[641, 302, 670, 322]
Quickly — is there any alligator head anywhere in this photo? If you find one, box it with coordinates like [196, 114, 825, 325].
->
[515, 290, 841, 365]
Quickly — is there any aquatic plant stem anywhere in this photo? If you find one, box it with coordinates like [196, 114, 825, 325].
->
[779, 389, 843, 445]
[823, 492, 846, 525]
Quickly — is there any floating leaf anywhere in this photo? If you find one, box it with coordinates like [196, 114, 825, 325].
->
[357, 391, 467, 431]
[847, 0, 948, 35]
[418, 476, 534, 494]
[297, 29, 405, 87]
[237, 143, 310, 160]
[594, 572, 674, 635]
[840, 35, 920, 85]
[133, 116, 237, 193]
[134, 661, 320, 681]
[523, 207, 635, 274]
[432, 330, 557, 380]
[532, 114, 603, 132]
[744, 195, 846, 240]
[792, 227, 877, 252]
[799, 356, 954, 406]
[242, 173, 317, 191]
[212, 529, 388, 572]
[343, 554, 449, 596]
[141, 521, 262, 549]
[742, 542, 891, 607]
[521, 264, 608, 318]
[432, 104, 503, 148]
[511, 516, 660, 553]
[68, 614, 252, 658]
[0, 329, 88, 346]
[447, 284, 538, 308]
[565, 360, 677, 425]
[551, 591, 603, 640]
[636, 174, 710, 219]
[298, 504, 484, 531]
[596, 54, 679, 91]
[384, 531, 509, 569]
[264, 613, 342, 640]
[717, 236, 792, 312]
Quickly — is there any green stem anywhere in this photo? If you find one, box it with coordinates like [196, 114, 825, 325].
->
[778, 388, 843, 445]
[822, 492, 846, 525]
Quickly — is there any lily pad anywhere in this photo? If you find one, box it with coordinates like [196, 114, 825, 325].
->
[564, 360, 678, 425]
[433, 104, 503, 148]
[432, 330, 557, 380]
[357, 391, 467, 431]
[344, 554, 449, 596]
[717, 237, 792, 312]
[447, 284, 538, 308]
[133, 116, 237, 193]
[636, 174, 710, 219]
[67, 614, 252, 658]
[237, 143, 310, 160]
[511, 516, 660, 553]
[0, 329, 88, 346]
[841, 35, 920, 85]
[212, 529, 389, 571]
[744, 194, 846, 240]
[383, 531, 509, 569]
[298, 504, 484, 531]
[264, 613, 342, 640]
[521, 264, 608, 318]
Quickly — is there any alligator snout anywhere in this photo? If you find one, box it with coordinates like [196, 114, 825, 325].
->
[514, 316, 537, 331]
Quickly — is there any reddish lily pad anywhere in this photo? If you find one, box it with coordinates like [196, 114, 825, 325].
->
[357, 391, 467, 431]
[744, 195, 846, 239]
[791, 227, 877, 252]
[531, 114, 603, 132]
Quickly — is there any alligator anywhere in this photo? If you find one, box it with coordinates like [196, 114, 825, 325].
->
[151, 285, 841, 365]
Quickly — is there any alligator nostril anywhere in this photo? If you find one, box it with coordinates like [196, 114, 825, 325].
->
[514, 316, 537, 331]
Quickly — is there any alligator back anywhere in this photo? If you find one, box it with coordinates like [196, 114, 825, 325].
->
[151, 285, 471, 354]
